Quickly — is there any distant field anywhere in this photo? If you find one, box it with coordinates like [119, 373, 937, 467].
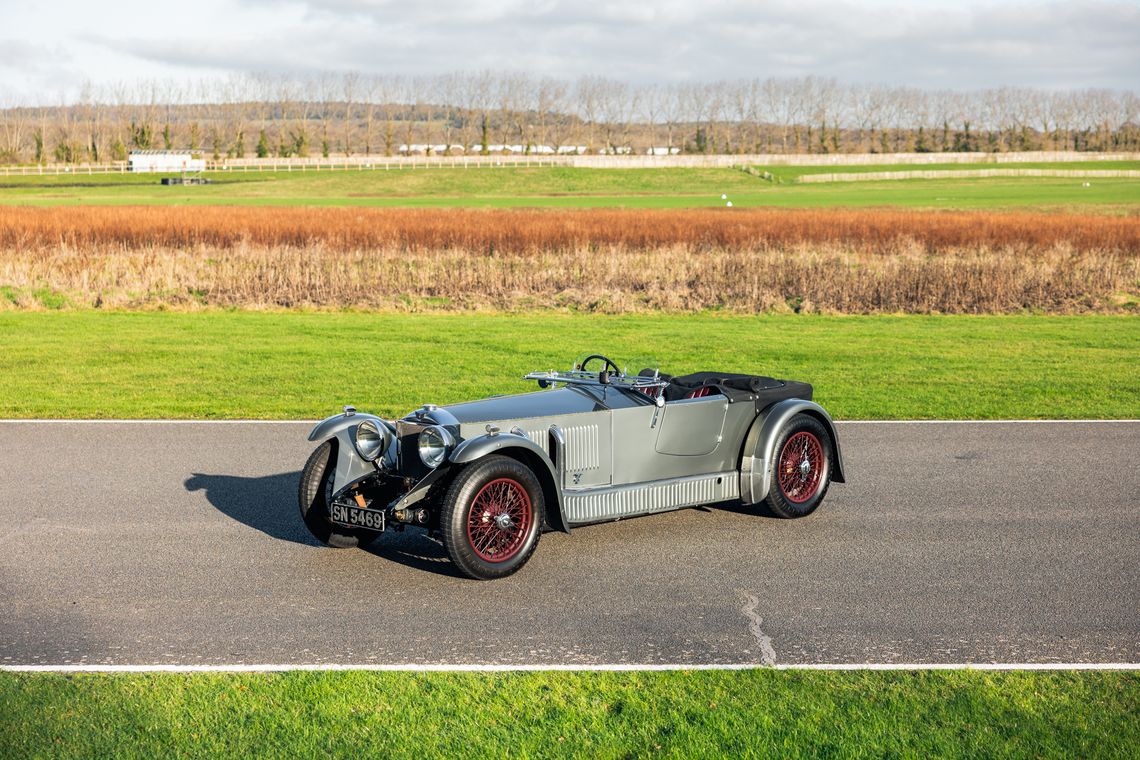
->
[2, 670, 1136, 759]
[0, 312, 1135, 420]
[761, 160, 1140, 180]
[0, 164, 1137, 210]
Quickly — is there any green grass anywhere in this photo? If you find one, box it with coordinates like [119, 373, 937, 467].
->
[1, 164, 1136, 210]
[760, 160, 1140, 181]
[0, 312, 1135, 419]
[1, 670, 1135, 758]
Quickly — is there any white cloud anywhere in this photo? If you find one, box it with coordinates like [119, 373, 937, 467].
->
[2, 0, 1137, 103]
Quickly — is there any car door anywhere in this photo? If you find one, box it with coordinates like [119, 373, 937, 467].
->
[655, 395, 728, 456]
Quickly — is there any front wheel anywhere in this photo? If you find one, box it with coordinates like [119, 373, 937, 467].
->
[298, 440, 364, 548]
[440, 455, 543, 580]
[763, 413, 833, 518]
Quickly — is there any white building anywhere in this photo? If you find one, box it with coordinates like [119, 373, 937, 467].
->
[398, 144, 465, 154]
[128, 150, 206, 173]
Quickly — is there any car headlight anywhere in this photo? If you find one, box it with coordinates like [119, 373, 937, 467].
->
[354, 420, 390, 462]
[418, 425, 454, 469]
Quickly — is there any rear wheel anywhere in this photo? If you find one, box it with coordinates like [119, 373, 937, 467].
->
[298, 440, 362, 548]
[763, 414, 832, 518]
[440, 455, 543, 580]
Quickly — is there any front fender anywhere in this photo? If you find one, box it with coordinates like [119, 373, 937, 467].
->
[308, 411, 395, 497]
[451, 432, 570, 534]
[308, 411, 388, 442]
[739, 399, 846, 505]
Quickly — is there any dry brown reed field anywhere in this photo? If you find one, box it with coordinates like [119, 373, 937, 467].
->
[1, 206, 1137, 313]
[3, 206, 1139, 253]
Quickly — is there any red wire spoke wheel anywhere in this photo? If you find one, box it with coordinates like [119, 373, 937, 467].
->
[442, 455, 544, 579]
[466, 477, 533, 563]
[763, 414, 833, 519]
[777, 431, 825, 503]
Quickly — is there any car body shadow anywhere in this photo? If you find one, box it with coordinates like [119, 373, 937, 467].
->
[185, 471, 323, 547]
[707, 498, 782, 519]
[362, 531, 465, 578]
[184, 471, 464, 576]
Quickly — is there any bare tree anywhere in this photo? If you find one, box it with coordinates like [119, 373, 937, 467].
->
[435, 73, 463, 153]
[496, 72, 531, 151]
[729, 79, 761, 154]
[660, 84, 684, 152]
[575, 76, 607, 153]
[597, 78, 631, 153]
[760, 78, 796, 153]
[5, 73, 1140, 164]
[340, 72, 358, 156]
[535, 77, 566, 152]
[0, 93, 28, 162]
[373, 75, 399, 156]
[358, 74, 378, 156]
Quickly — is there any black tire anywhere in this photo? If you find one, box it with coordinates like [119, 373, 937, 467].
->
[440, 455, 543, 580]
[298, 440, 362, 548]
[763, 413, 833, 519]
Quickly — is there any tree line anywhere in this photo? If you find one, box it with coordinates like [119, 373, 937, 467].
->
[1, 73, 1137, 164]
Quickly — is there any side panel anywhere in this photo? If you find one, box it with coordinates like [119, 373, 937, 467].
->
[560, 418, 612, 487]
[565, 471, 740, 524]
[739, 399, 847, 505]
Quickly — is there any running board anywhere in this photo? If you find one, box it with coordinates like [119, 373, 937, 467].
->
[564, 471, 739, 525]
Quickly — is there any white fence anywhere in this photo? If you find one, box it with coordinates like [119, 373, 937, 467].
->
[1, 151, 1137, 176]
[798, 169, 1140, 183]
[0, 156, 565, 176]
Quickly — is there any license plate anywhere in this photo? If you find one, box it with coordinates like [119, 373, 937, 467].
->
[329, 503, 385, 531]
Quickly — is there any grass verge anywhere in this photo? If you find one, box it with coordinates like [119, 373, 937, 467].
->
[0, 166, 1136, 211]
[0, 312, 1136, 419]
[760, 160, 1140, 181]
[1, 670, 1136, 758]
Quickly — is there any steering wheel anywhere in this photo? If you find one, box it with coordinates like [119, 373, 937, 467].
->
[578, 354, 621, 377]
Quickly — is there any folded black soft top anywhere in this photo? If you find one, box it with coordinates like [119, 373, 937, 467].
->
[661, 371, 813, 405]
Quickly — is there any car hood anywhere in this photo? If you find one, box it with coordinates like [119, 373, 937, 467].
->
[440, 387, 611, 424]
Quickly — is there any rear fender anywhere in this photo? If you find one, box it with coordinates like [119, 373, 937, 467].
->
[739, 399, 846, 505]
[450, 432, 570, 534]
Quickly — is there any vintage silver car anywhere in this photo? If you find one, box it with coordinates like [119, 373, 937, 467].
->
[299, 354, 846, 580]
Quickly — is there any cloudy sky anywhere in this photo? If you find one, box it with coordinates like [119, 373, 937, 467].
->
[3, 0, 1138, 103]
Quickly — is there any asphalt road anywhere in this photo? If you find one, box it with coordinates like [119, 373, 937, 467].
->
[1, 420, 1136, 667]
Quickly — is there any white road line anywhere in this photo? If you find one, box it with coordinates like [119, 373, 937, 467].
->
[837, 419, 1140, 425]
[2, 663, 1137, 673]
[0, 419, 1136, 425]
[0, 419, 315, 424]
